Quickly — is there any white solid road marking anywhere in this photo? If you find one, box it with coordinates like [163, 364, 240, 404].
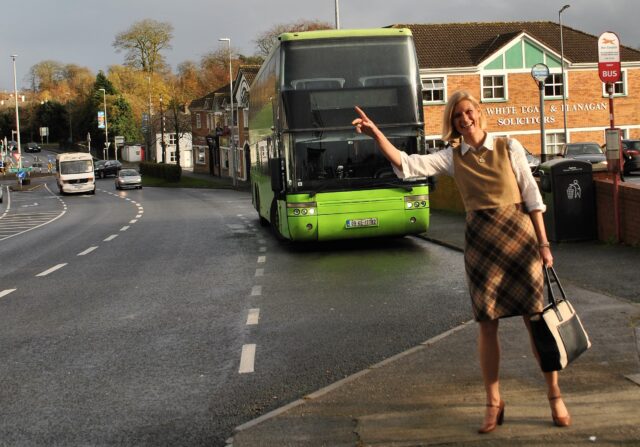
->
[257, 256, 266, 263]
[104, 234, 118, 242]
[251, 285, 262, 296]
[239, 344, 256, 374]
[36, 263, 67, 277]
[0, 289, 17, 298]
[246, 308, 260, 325]
[77, 246, 98, 256]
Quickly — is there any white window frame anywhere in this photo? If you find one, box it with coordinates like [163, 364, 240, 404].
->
[421, 77, 446, 104]
[168, 133, 177, 146]
[544, 73, 564, 99]
[601, 69, 627, 97]
[481, 74, 507, 101]
[545, 132, 566, 156]
[196, 146, 206, 164]
[425, 138, 446, 153]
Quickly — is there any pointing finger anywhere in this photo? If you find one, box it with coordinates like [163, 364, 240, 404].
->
[354, 105, 368, 121]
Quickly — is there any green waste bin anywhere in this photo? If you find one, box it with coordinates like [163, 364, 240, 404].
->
[538, 159, 596, 242]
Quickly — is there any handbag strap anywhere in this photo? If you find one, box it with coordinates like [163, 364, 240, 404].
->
[543, 266, 568, 306]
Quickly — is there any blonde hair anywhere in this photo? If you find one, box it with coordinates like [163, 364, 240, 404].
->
[441, 90, 487, 143]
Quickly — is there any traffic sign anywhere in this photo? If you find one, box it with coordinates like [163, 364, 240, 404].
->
[598, 31, 621, 83]
[531, 63, 550, 82]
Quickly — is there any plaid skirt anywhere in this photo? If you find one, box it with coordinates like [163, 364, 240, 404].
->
[464, 204, 544, 321]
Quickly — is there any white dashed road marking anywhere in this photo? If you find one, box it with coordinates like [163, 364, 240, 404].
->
[239, 344, 256, 374]
[120, 226, 130, 231]
[104, 234, 118, 242]
[36, 263, 67, 277]
[255, 268, 264, 277]
[257, 256, 266, 263]
[251, 285, 262, 296]
[77, 246, 98, 256]
[0, 289, 17, 298]
[246, 309, 260, 325]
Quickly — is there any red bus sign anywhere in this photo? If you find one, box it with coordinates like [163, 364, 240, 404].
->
[598, 31, 621, 83]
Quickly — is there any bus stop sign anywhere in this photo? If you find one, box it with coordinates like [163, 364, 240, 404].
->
[598, 31, 621, 83]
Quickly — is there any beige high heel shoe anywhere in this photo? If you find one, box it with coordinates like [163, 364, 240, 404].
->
[549, 395, 571, 427]
[478, 400, 505, 434]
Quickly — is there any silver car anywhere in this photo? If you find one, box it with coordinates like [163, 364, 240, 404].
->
[115, 169, 142, 190]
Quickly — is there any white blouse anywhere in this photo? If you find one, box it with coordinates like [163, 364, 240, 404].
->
[393, 134, 546, 212]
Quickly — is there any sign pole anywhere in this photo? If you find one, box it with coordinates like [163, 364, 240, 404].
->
[531, 63, 550, 162]
[598, 31, 622, 243]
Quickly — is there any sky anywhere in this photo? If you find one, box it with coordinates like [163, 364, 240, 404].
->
[2, 0, 639, 92]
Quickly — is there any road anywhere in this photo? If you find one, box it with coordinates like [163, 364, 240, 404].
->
[0, 177, 470, 446]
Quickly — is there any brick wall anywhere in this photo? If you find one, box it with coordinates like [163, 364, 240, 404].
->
[595, 177, 640, 246]
[423, 68, 640, 155]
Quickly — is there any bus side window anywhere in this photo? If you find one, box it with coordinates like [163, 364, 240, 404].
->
[291, 78, 345, 90]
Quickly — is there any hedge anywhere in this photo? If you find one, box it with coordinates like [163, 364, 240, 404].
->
[139, 161, 182, 182]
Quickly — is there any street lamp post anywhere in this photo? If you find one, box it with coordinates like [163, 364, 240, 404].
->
[335, 0, 340, 29]
[159, 94, 166, 164]
[219, 37, 237, 187]
[99, 88, 109, 159]
[559, 4, 570, 144]
[11, 55, 22, 171]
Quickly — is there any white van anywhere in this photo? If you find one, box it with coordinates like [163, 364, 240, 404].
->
[56, 152, 95, 195]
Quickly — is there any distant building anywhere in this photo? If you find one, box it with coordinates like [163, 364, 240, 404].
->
[394, 22, 640, 156]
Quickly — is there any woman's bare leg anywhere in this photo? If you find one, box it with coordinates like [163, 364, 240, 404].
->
[478, 319, 503, 425]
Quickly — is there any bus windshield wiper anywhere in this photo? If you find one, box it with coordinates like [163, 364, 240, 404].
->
[309, 181, 332, 198]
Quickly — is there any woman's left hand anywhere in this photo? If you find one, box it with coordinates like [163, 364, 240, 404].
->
[540, 246, 553, 267]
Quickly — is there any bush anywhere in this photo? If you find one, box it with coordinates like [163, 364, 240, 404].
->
[139, 161, 182, 182]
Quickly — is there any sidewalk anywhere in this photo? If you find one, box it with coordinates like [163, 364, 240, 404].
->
[229, 209, 640, 446]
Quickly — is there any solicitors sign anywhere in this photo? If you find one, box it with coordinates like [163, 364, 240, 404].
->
[598, 31, 621, 83]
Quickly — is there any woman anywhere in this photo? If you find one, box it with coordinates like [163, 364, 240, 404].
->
[352, 90, 571, 433]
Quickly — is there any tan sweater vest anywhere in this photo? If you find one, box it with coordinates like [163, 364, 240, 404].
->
[452, 138, 522, 211]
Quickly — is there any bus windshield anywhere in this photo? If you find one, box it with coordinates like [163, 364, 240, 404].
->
[291, 128, 420, 192]
[60, 160, 92, 175]
[282, 36, 421, 129]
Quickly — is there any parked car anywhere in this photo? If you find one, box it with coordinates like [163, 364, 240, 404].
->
[523, 147, 541, 174]
[94, 159, 122, 178]
[115, 169, 142, 190]
[24, 142, 41, 153]
[558, 142, 607, 171]
[621, 140, 640, 174]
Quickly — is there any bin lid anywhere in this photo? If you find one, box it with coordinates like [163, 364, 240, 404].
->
[538, 158, 592, 175]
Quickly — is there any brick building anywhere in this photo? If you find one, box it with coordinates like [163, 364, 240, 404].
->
[396, 22, 640, 157]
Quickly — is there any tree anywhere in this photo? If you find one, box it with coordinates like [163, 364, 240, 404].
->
[253, 19, 333, 57]
[113, 19, 174, 74]
[27, 60, 64, 92]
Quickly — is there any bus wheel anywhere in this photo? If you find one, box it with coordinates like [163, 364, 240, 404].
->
[270, 199, 285, 240]
[256, 189, 269, 227]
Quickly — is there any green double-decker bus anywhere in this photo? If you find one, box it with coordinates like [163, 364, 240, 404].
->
[249, 28, 431, 241]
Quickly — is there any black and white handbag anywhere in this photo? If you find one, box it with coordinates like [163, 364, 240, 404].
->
[529, 266, 592, 372]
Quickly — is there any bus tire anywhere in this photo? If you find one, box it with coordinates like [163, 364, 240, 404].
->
[255, 188, 269, 227]
[270, 199, 285, 240]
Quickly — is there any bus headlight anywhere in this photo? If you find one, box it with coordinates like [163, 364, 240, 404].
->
[404, 194, 429, 208]
[287, 201, 317, 217]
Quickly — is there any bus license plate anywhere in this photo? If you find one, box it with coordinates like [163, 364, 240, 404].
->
[346, 218, 378, 228]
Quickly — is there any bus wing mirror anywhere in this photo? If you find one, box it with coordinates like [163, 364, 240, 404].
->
[270, 157, 284, 193]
